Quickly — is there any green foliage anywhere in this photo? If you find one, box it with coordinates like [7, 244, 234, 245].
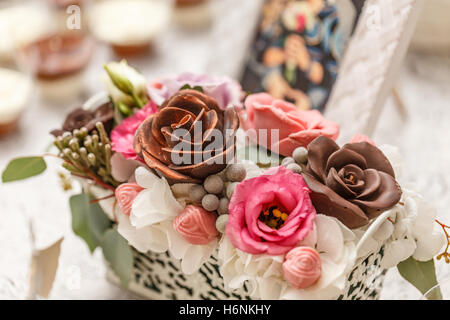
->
[101, 228, 133, 288]
[397, 257, 442, 300]
[69, 193, 112, 253]
[180, 84, 204, 93]
[2, 157, 47, 183]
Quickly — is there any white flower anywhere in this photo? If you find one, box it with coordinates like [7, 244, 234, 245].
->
[117, 167, 217, 274]
[379, 188, 445, 268]
[218, 215, 357, 300]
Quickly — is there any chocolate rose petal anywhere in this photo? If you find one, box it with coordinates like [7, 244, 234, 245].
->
[325, 168, 357, 198]
[356, 168, 381, 199]
[136, 116, 171, 164]
[351, 171, 402, 219]
[343, 142, 396, 178]
[325, 148, 367, 172]
[338, 165, 365, 193]
[306, 136, 340, 182]
[141, 149, 202, 184]
[302, 173, 369, 229]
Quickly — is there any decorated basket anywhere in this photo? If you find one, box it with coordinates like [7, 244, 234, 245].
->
[3, 61, 448, 300]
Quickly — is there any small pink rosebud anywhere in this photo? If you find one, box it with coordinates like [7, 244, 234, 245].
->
[173, 205, 218, 245]
[115, 183, 144, 216]
[283, 247, 322, 289]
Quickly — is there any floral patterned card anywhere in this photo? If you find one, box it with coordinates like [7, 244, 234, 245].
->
[241, 0, 366, 112]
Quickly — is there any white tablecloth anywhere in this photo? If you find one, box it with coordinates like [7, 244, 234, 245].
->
[0, 0, 449, 300]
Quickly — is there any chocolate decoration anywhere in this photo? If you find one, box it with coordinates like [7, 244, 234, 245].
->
[134, 90, 239, 184]
[22, 33, 94, 80]
[302, 136, 402, 229]
[50, 102, 114, 137]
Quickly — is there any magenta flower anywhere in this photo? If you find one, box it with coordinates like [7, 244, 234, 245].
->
[147, 73, 243, 110]
[111, 102, 158, 160]
[226, 166, 316, 255]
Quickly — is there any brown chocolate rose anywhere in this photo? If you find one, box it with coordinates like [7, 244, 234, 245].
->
[50, 102, 114, 137]
[134, 90, 239, 184]
[302, 136, 402, 229]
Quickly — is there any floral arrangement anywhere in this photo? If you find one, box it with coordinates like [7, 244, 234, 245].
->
[2, 60, 448, 300]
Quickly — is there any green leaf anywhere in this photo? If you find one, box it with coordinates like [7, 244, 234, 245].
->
[101, 228, 133, 288]
[180, 84, 192, 91]
[179, 84, 204, 93]
[2, 157, 47, 183]
[192, 85, 204, 93]
[397, 257, 442, 300]
[70, 193, 112, 253]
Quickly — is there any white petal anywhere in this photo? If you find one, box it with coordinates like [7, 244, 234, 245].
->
[134, 166, 160, 189]
[315, 215, 344, 261]
[180, 239, 218, 275]
[381, 238, 416, 269]
[165, 221, 190, 259]
[117, 211, 169, 253]
[413, 231, 445, 261]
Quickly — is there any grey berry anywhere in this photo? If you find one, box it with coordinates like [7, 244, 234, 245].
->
[202, 194, 220, 212]
[293, 147, 308, 164]
[286, 163, 303, 174]
[226, 164, 246, 182]
[226, 182, 239, 199]
[218, 197, 229, 215]
[189, 185, 206, 203]
[203, 175, 224, 194]
[216, 214, 229, 233]
[281, 157, 295, 167]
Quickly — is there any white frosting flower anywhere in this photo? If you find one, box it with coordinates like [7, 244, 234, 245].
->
[356, 188, 445, 269]
[381, 188, 445, 268]
[218, 215, 357, 300]
[117, 167, 217, 274]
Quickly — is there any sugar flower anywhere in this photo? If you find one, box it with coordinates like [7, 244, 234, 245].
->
[239, 93, 339, 157]
[226, 166, 316, 255]
[117, 167, 217, 274]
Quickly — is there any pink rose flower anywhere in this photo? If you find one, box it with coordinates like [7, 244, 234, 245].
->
[283, 247, 322, 289]
[111, 101, 158, 160]
[115, 183, 144, 216]
[350, 134, 375, 145]
[240, 93, 339, 157]
[173, 205, 219, 245]
[226, 166, 316, 255]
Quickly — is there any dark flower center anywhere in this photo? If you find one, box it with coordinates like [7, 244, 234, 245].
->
[258, 205, 289, 230]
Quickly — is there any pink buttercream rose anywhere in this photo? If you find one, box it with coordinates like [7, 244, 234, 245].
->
[111, 101, 158, 160]
[226, 166, 316, 255]
[283, 247, 322, 289]
[350, 134, 375, 145]
[115, 183, 144, 216]
[240, 93, 339, 157]
[173, 205, 219, 245]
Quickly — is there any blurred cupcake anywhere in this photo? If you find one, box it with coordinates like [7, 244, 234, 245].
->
[89, 0, 172, 57]
[174, 0, 212, 29]
[0, 68, 33, 136]
[20, 33, 95, 102]
[0, 2, 53, 62]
